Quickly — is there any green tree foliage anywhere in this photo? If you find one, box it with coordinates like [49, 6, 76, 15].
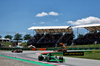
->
[14, 33, 22, 43]
[4, 35, 13, 39]
[24, 34, 32, 40]
[78, 34, 83, 38]
[0, 35, 2, 38]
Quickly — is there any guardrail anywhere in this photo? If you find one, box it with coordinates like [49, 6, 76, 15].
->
[47, 47, 100, 50]
[0, 47, 100, 50]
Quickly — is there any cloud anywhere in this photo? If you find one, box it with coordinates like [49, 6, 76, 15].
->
[36, 11, 59, 17]
[49, 11, 59, 16]
[67, 16, 100, 25]
[40, 22, 45, 24]
[36, 12, 48, 17]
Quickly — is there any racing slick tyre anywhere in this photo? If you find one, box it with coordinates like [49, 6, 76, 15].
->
[59, 56, 63, 62]
[38, 55, 44, 61]
[20, 51, 22, 53]
[12, 51, 13, 53]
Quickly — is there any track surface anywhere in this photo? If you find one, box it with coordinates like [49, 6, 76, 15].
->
[0, 51, 100, 66]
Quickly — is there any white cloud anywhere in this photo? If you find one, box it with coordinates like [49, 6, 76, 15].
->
[36, 12, 48, 17]
[40, 22, 45, 24]
[36, 11, 59, 17]
[67, 16, 100, 25]
[49, 11, 59, 16]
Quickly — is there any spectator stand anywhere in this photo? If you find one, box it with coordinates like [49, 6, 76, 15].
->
[27, 26, 73, 48]
[0, 38, 10, 42]
[73, 24, 100, 45]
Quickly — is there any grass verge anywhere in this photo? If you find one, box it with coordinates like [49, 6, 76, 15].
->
[51, 50, 100, 60]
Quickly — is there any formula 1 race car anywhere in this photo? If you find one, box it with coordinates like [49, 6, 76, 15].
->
[38, 53, 65, 62]
[55, 43, 67, 52]
[12, 47, 23, 53]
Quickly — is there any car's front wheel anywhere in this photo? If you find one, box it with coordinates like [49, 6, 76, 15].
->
[38, 55, 44, 61]
[59, 56, 63, 62]
[12, 51, 13, 53]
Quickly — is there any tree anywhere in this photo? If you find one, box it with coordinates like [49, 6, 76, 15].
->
[78, 34, 83, 38]
[24, 34, 32, 40]
[72, 33, 75, 38]
[14, 33, 22, 43]
[0, 35, 2, 38]
[4, 35, 13, 39]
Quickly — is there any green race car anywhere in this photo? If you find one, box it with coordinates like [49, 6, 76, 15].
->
[38, 53, 65, 62]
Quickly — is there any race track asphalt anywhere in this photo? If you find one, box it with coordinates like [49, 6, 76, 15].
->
[0, 51, 100, 66]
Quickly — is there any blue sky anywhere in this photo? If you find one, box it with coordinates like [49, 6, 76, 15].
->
[0, 0, 100, 38]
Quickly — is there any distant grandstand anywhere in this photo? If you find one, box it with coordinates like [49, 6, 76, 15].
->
[0, 38, 10, 42]
[27, 24, 100, 48]
[73, 24, 100, 45]
[27, 26, 73, 48]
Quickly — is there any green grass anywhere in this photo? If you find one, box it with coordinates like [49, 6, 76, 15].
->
[0, 42, 12, 47]
[67, 44, 100, 48]
[51, 51, 100, 60]
[75, 53, 100, 60]
[0, 42, 27, 47]
[47, 44, 100, 50]
[21, 42, 27, 46]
